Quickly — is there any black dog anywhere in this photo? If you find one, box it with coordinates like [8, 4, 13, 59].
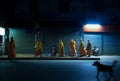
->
[93, 60, 118, 81]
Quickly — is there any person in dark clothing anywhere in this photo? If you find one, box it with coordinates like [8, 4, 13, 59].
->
[51, 47, 57, 56]
[86, 40, 92, 57]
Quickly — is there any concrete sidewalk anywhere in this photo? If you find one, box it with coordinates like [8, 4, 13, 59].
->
[0, 54, 120, 60]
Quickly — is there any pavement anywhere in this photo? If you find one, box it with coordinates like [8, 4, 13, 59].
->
[0, 54, 120, 81]
[0, 54, 100, 60]
[0, 54, 120, 60]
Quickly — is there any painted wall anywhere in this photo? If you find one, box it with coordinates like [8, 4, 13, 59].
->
[103, 33, 120, 54]
[9, 28, 82, 55]
[84, 32, 120, 55]
[42, 30, 81, 55]
[9, 28, 35, 54]
[83, 33, 102, 55]
[9, 28, 120, 55]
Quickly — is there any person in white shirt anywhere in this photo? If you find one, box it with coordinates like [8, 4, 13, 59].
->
[92, 46, 99, 56]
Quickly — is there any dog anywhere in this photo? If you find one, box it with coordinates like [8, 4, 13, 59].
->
[93, 60, 118, 81]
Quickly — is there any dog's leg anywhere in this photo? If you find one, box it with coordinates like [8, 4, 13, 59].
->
[106, 72, 116, 81]
[110, 72, 117, 81]
[96, 77, 100, 81]
[103, 72, 110, 81]
[96, 71, 99, 78]
[103, 72, 108, 79]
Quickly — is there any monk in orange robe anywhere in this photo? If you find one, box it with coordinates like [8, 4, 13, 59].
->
[58, 40, 64, 56]
[70, 39, 76, 55]
[86, 40, 91, 57]
[34, 41, 42, 57]
[79, 40, 85, 56]
[9, 37, 16, 59]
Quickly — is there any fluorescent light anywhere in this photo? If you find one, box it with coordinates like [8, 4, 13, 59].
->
[0, 27, 5, 35]
[84, 24, 101, 29]
[83, 24, 103, 32]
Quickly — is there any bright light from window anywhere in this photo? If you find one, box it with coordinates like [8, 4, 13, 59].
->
[0, 27, 5, 35]
[83, 24, 103, 32]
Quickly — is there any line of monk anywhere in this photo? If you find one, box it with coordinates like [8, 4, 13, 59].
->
[4, 37, 91, 58]
[4, 35, 92, 58]
[34, 39, 92, 57]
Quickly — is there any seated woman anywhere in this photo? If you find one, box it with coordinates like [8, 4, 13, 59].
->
[92, 46, 99, 56]
[51, 47, 57, 56]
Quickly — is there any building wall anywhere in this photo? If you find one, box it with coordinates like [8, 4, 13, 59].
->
[103, 33, 120, 54]
[83, 33, 102, 55]
[9, 28, 35, 54]
[42, 30, 81, 55]
[9, 28, 120, 55]
[84, 32, 120, 55]
[9, 28, 82, 55]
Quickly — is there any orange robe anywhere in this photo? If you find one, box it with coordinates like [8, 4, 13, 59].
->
[58, 40, 64, 56]
[34, 41, 42, 57]
[86, 42, 91, 56]
[79, 41, 85, 56]
[70, 40, 76, 55]
[9, 39, 16, 59]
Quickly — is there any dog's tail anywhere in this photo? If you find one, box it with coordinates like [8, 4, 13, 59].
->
[112, 60, 118, 67]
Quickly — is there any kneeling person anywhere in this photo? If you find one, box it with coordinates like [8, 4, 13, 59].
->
[92, 46, 99, 56]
